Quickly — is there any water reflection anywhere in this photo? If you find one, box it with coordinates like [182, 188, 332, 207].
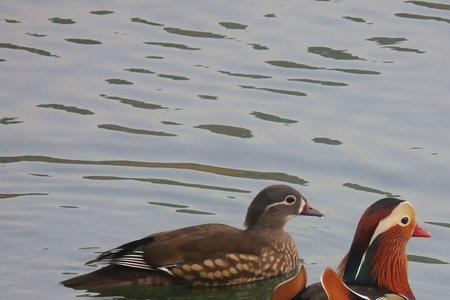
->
[62, 269, 294, 300]
[124, 68, 155, 75]
[98, 124, 177, 137]
[105, 78, 133, 85]
[65, 38, 102, 45]
[250, 111, 298, 124]
[367, 37, 407, 45]
[5, 19, 20, 23]
[218, 22, 248, 30]
[164, 27, 226, 39]
[388, 46, 425, 53]
[148, 201, 215, 215]
[131, 17, 164, 27]
[90, 10, 114, 15]
[307, 46, 364, 60]
[145, 41, 200, 50]
[395, 12, 450, 24]
[175, 209, 215, 215]
[342, 16, 368, 23]
[0, 42, 58, 57]
[0, 117, 22, 125]
[100, 94, 168, 110]
[158, 73, 190, 81]
[146, 55, 164, 59]
[48, 17, 75, 24]
[406, 0, 450, 11]
[312, 137, 343, 145]
[0, 156, 308, 185]
[367, 37, 424, 53]
[37, 104, 94, 115]
[198, 95, 218, 100]
[425, 221, 450, 229]
[266, 59, 380, 75]
[84, 175, 249, 193]
[219, 70, 271, 79]
[288, 78, 348, 87]
[148, 201, 189, 208]
[329, 68, 380, 75]
[343, 182, 399, 197]
[248, 43, 269, 50]
[29, 173, 51, 177]
[195, 124, 254, 138]
[0, 193, 48, 199]
[239, 85, 307, 97]
[407, 254, 449, 264]
[266, 60, 323, 70]
[25, 33, 47, 37]
[148, 200, 216, 215]
[162, 121, 182, 125]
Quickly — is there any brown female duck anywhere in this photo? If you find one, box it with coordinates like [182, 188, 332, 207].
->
[62, 184, 323, 291]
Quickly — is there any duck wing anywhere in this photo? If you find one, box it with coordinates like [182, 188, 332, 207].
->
[85, 223, 269, 276]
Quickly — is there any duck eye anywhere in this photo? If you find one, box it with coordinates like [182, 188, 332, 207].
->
[400, 216, 410, 225]
[285, 195, 296, 204]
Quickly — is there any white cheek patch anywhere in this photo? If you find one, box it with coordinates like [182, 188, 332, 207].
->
[369, 201, 415, 246]
[355, 201, 415, 280]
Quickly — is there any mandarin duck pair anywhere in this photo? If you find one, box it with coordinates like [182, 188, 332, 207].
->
[62, 185, 430, 300]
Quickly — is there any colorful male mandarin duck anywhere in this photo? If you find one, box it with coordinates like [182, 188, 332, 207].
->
[62, 184, 323, 291]
[273, 198, 430, 300]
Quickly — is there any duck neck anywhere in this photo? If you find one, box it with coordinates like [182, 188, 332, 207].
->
[245, 215, 288, 236]
[352, 231, 415, 300]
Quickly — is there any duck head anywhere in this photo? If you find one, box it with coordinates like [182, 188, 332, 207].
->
[244, 184, 323, 231]
[338, 198, 430, 300]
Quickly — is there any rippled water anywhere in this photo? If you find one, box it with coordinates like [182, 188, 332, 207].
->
[1, 1, 450, 299]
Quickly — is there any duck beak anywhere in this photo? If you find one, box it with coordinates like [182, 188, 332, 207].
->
[412, 224, 431, 238]
[301, 203, 324, 217]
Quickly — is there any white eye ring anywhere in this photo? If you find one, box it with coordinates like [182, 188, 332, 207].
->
[284, 195, 297, 204]
[400, 215, 410, 226]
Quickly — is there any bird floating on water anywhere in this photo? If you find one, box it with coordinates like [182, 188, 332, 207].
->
[61, 184, 323, 291]
[274, 197, 430, 300]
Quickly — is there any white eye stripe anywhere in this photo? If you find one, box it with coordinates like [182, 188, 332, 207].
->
[262, 195, 302, 214]
[369, 202, 414, 246]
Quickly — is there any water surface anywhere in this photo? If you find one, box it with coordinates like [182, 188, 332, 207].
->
[1, 0, 450, 299]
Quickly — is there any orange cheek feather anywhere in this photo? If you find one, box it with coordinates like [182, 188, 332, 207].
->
[272, 265, 307, 300]
[321, 268, 355, 300]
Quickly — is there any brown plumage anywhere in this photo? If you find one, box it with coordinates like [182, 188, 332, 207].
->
[321, 268, 358, 300]
[61, 184, 323, 291]
[272, 265, 307, 300]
